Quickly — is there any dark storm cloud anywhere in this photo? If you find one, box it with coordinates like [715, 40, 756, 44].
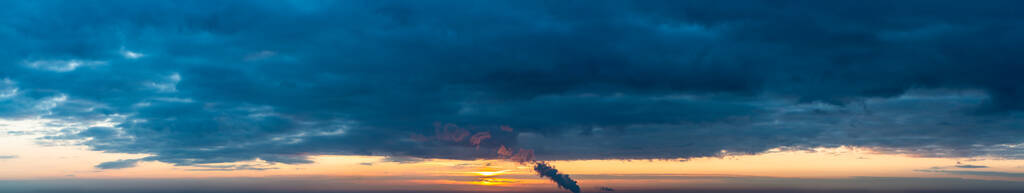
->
[1, 0, 1024, 167]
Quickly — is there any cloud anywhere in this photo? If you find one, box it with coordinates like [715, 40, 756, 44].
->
[0, 78, 17, 99]
[381, 156, 426, 164]
[120, 48, 144, 59]
[243, 50, 276, 61]
[23, 60, 107, 72]
[0, 0, 1022, 168]
[0, 155, 17, 159]
[955, 164, 989, 169]
[95, 159, 142, 170]
[915, 169, 1024, 178]
[928, 163, 991, 170]
[183, 164, 278, 171]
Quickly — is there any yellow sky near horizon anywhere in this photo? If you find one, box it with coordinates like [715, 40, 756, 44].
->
[2, 118, 1023, 191]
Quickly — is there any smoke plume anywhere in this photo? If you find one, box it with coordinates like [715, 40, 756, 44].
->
[428, 123, 583, 193]
[534, 162, 582, 193]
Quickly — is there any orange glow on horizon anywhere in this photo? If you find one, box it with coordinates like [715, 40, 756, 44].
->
[471, 170, 512, 177]
[2, 121, 1023, 190]
[471, 177, 519, 186]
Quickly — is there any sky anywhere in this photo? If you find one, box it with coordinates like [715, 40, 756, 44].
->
[1, 0, 1024, 193]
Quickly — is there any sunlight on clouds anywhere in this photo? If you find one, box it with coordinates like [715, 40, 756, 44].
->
[1, 135, 1023, 191]
[9, 145, 1023, 181]
[145, 73, 181, 93]
[23, 60, 107, 72]
[1, 116, 1021, 184]
[0, 78, 17, 99]
[1, 118, 1022, 188]
[120, 49, 144, 59]
[472, 170, 512, 177]
[543, 146, 1024, 181]
[0, 118, 147, 179]
[34, 94, 66, 114]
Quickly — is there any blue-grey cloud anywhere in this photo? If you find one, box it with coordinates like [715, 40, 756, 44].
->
[0, 0, 1023, 168]
[916, 169, 1024, 178]
[183, 164, 278, 171]
[95, 159, 142, 170]
[381, 156, 426, 164]
[956, 165, 990, 169]
[928, 164, 991, 170]
[0, 155, 16, 159]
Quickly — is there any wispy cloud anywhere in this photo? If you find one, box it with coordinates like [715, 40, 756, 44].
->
[23, 60, 106, 72]
[381, 156, 426, 164]
[915, 169, 1024, 178]
[95, 159, 142, 170]
[955, 164, 989, 169]
[120, 48, 144, 59]
[184, 164, 278, 171]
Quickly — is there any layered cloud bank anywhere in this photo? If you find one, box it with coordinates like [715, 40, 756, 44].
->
[1, 0, 1023, 168]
